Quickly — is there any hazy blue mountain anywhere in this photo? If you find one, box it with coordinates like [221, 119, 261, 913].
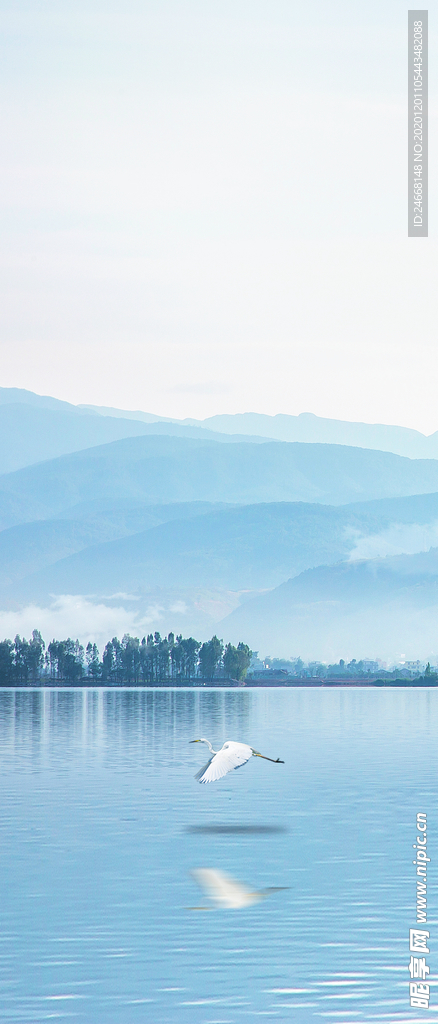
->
[78, 404, 169, 423]
[75, 401, 438, 459]
[0, 501, 359, 601]
[3, 435, 438, 521]
[0, 405, 147, 474]
[4, 387, 438, 464]
[0, 403, 271, 476]
[0, 519, 116, 589]
[0, 490, 50, 532]
[0, 501, 232, 588]
[55, 498, 234, 523]
[222, 547, 438, 662]
[4, 492, 438, 608]
[348, 492, 438, 519]
[72, 395, 438, 459]
[0, 386, 86, 414]
[183, 411, 438, 459]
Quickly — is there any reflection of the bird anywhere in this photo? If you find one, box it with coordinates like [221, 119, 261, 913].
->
[189, 868, 288, 910]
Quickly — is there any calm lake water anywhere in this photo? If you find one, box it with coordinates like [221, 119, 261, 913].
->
[0, 686, 437, 1024]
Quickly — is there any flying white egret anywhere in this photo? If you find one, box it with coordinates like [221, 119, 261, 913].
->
[190, 738, 284, 783]
[190, 868, 287, 910]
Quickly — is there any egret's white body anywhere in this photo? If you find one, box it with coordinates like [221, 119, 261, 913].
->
[190, 738, 284, 783]
[190, 868, 287, 909]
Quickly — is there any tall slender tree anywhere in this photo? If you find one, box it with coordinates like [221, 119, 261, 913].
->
[198, 636, 224, 681]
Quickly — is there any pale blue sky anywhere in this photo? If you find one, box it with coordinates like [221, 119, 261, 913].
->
[0, 0, 436, 429]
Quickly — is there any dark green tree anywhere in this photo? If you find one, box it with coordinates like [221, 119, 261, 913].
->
[236, 642, 252, 680]
[48, 639, 62, 679]
[198, 636, 223, 681]
[157, 634, 174, 681]
[27, 630, 45, 683]
[171, 635, 184, 681]
[111, 637, 123, 684]
[0, 640, 14, 684]
[102, 640, 115, 682]
[223, 642, 252, 681]
[121, 634, 141, 683]
[57, 639, 84, 683]
[223, 643, 239, 680]
[14, 635, 32, 684]
[180, 637, 201, 681]
[86, 642, 101, 681]
[139, 636, 153, 683]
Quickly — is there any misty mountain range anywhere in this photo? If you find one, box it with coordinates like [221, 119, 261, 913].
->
[4, 386, 438, 471]
[2, 386, 438, 661]
[4, 434, 438, 521]
[0, 400, 269, 477]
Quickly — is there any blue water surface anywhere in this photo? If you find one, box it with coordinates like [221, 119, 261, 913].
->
[0, 686, 437, 1024]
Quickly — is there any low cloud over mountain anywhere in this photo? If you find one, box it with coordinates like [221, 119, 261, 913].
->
[222, 548, 438, 663]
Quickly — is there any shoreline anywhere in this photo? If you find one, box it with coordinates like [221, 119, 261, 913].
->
[1, 679, 436, 689]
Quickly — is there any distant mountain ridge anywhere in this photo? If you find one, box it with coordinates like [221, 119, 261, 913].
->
[1, 387, 438, 462]
[0, 498, 388, 600]
[4, 435, 438, 522]
[0, 501, 232, 590]
[0, 386, 88, 414]
[77, 397, 438, 459]
[4, 492, 438, 618]
[79, 399, 438, 459]
[183, 411, 438, 459]
[0, 400, 268, 476]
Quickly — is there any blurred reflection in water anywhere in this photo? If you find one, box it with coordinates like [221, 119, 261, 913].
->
[0, 686, 437, 1023]
[190, 867, 288, 909]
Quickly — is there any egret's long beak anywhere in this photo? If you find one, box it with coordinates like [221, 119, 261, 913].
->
[190, 739, 200, 743]
[252, 750, 284, 763]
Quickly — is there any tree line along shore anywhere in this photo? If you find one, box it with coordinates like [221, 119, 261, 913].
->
[1, 630, 437, 688]
[0, 630, 252, 686]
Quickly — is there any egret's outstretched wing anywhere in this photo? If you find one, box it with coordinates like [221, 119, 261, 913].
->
[195, 743, 252, 783]
[191, 868, 261, 909]
[194, 755, 216, 782]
